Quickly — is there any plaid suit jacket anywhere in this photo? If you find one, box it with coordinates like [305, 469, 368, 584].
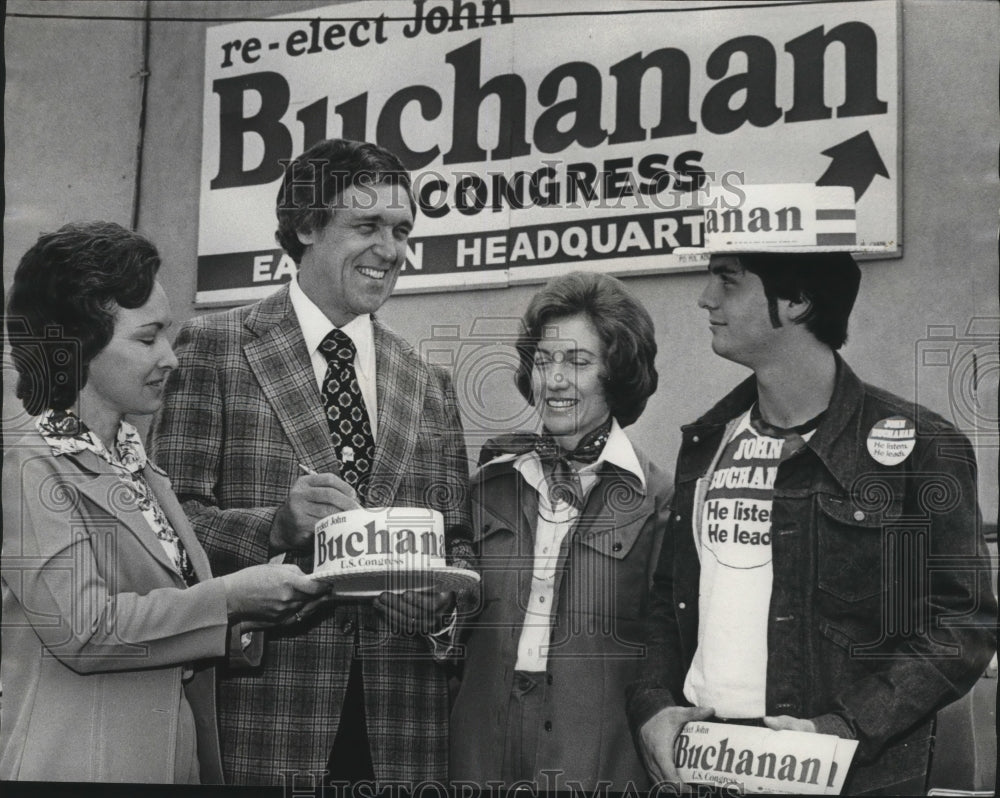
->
[150, 286, 474, 786]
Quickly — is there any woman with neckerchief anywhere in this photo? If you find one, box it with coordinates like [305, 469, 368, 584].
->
[450, 271, 671, 792]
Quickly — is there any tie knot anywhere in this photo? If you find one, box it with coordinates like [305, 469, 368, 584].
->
[320, 329, 356, 363]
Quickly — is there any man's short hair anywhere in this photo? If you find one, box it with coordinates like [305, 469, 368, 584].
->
[514, 271, 659, 428]
[737, 251, 861, 350]
[275, 139, 415, 263]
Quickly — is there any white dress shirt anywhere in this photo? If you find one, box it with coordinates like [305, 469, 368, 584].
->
[288, 276, 379, 439]
[509, 419, 646, 672]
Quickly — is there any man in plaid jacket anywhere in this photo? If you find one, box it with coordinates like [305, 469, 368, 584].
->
[151, 139, 475, 786]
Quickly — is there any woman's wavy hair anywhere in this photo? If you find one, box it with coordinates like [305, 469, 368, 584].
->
[6, 221, 161, 415]
[514, 271, 658, 427]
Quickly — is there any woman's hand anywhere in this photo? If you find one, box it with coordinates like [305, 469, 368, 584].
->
[220, 563, 328, 624]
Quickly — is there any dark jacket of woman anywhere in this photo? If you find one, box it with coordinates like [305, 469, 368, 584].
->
[450, 439, 672, 791]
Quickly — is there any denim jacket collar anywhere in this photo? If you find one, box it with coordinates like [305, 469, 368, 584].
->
[802, 355, 866, 493]
[681, 354, 865, 493]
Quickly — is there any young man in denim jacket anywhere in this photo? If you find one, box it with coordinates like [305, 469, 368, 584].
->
[627, 251, 996, 795]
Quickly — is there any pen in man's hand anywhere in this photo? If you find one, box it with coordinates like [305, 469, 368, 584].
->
[299, 462, 343, 479]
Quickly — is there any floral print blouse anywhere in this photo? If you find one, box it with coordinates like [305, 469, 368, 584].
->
[38, 409, 196, 586]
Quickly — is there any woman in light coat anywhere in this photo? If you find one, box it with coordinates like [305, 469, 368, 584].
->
[1, 222, 328, 782]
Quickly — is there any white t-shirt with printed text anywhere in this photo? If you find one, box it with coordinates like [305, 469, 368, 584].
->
[683, 409, 814, 717]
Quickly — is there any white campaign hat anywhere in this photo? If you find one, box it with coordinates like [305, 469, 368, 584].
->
[674, 183, 866, 256]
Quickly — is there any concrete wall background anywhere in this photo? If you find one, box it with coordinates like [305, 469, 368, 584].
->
[5, 0, 998, 522]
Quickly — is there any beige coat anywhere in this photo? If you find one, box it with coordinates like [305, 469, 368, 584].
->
[1, 432, 233, 782]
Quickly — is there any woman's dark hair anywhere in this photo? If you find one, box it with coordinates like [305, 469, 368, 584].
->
[515, 271, 658, 428]
[275, 138, 415, 263]
[738, 251, 861, 350]
[6, 221, 161, 415]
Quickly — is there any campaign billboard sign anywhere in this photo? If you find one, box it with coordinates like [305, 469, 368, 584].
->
[197, 0, 899, 306]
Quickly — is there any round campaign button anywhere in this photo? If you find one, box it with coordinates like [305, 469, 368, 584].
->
[866, 416, 916, 466]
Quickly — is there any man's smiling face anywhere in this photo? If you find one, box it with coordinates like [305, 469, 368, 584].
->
[297, 182, 414, 326]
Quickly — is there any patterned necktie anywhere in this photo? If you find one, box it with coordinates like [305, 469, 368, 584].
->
[478, 417, 613, 508]
[319, 329, 376, 503]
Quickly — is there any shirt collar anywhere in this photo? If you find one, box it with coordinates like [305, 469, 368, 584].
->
[37, 409, 147, 472]
[289, 276, 375, 375]
[511, 418, 646, 495]
[599, 418, 646, 488]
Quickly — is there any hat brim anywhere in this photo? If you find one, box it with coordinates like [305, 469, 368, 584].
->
[311, 565, 480, 597]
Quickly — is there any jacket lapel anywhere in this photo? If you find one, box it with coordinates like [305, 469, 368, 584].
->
[473, 462, 539, 545]
[145, 464, 214, 583]
[368, 319, 425, 500]
[243, 287, 341, 475]
[62, 449, 184, 581]
[473, 462, 539, 614]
